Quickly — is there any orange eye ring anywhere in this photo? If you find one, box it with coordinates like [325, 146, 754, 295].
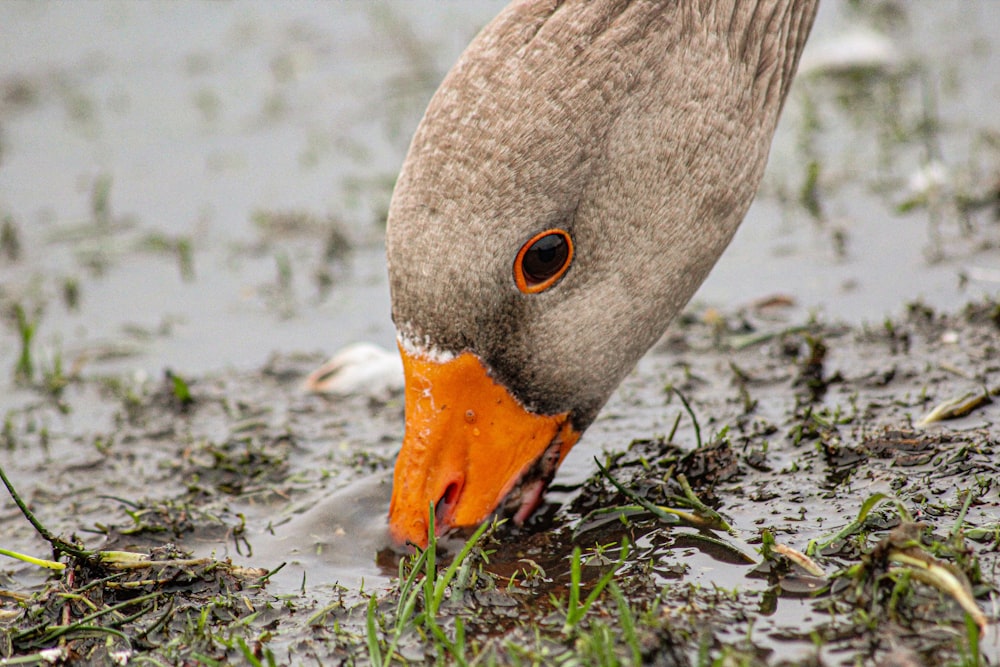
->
[513, 229, 574, 294]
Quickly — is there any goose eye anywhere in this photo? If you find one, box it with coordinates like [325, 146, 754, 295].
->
[513, 229, 573, 293]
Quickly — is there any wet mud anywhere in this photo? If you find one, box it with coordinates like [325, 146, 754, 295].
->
[2, 300, 999, 665]
[1, 1, 999, 665]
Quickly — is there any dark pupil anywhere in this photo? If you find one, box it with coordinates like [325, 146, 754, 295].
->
[523, 234, 567, 283]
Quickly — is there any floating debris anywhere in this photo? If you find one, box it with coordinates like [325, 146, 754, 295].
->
[773, 543, 827, 578]
[888, 545, 988, 632]
[303, 341, 404, 399]
[918, 388, 994, 426]
[799, 27, 901, 78]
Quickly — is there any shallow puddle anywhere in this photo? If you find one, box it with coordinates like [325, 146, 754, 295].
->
[1, 1, 999, 665]
[246, 471, 396, 593]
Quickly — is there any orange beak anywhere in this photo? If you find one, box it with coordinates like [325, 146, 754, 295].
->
[388, 345, 580, 547]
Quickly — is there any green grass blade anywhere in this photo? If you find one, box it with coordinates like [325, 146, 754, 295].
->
[236, 637, 263, 667]
[808, 492, 891, 555]
[564, 546, 583, 629]
[0, 547, 66, 570]
[610, 581, 641, 666]
[366, 596, 383, 667]
[434, 521, 490, 610]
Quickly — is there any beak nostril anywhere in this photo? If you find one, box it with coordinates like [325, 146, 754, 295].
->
[434, 481, 462, 532]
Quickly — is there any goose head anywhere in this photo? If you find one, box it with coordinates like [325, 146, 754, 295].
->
[385, 0, 818, 547]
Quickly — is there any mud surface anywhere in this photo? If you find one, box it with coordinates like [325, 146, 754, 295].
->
[1, 301, 999, 665]
[1, 2, 1000, 665]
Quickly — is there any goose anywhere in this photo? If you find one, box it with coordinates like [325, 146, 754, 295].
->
[384, 0, 819, 547]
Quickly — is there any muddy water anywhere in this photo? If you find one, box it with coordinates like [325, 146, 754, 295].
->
[1, 2, 997, 382]
[1, 2, 999, 664]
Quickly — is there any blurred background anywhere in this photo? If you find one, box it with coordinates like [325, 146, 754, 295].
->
[0, 0, 997, 399]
